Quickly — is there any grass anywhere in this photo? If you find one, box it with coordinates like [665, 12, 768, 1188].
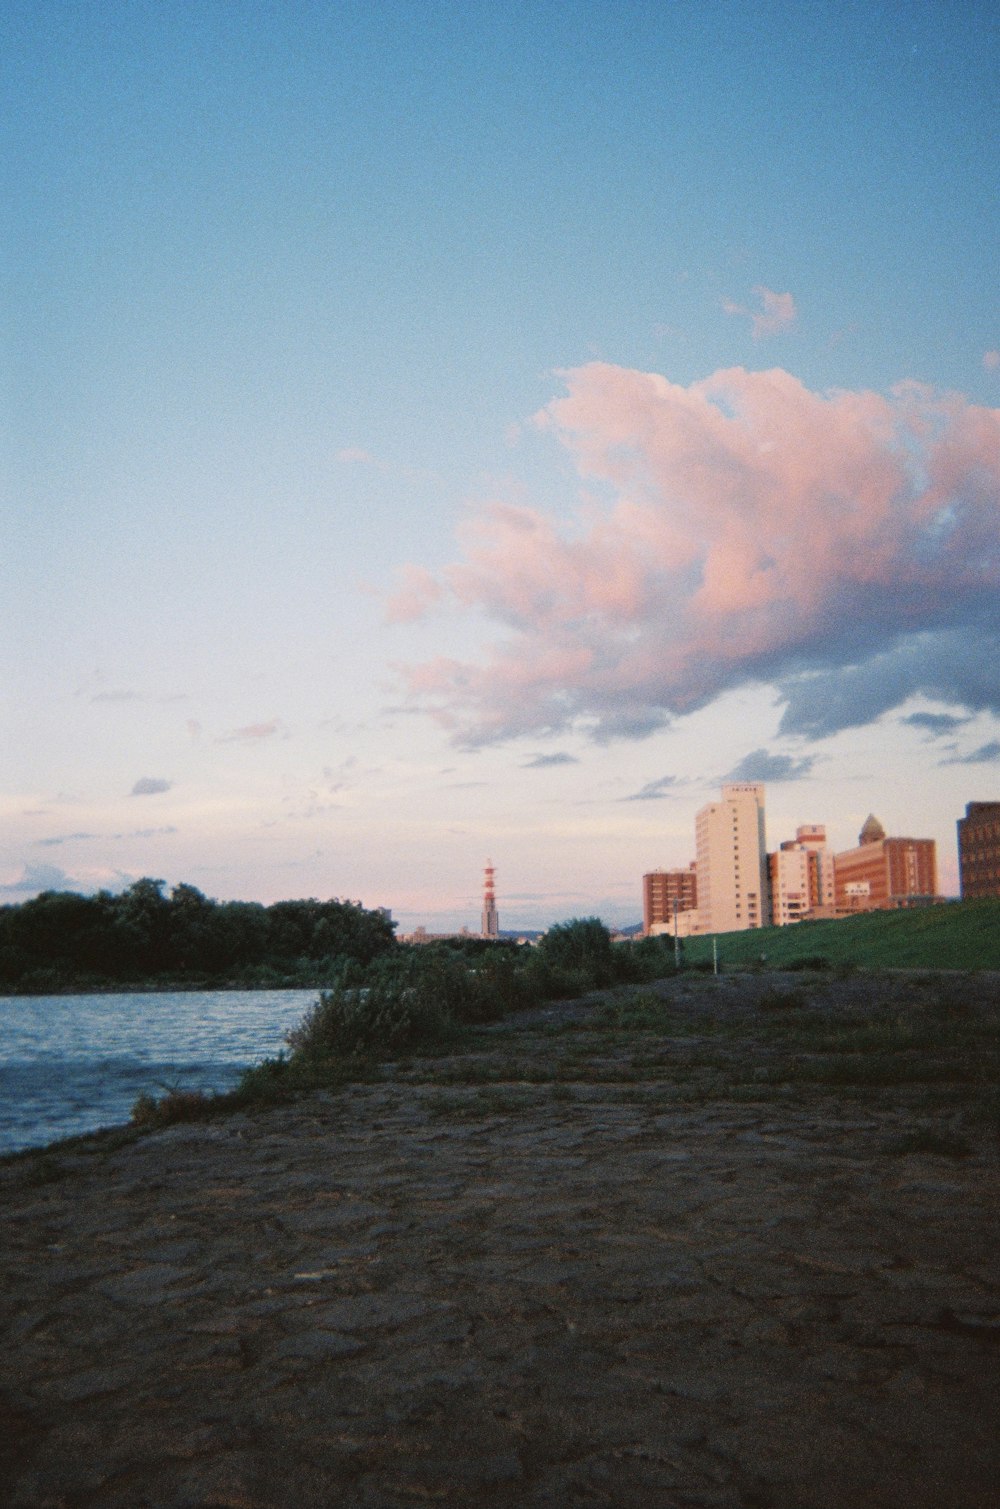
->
[681, 897, 1000, 972]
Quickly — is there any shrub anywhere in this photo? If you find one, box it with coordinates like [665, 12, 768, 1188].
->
[538, 919, 613, 977]
[287, 981, 456, 1060]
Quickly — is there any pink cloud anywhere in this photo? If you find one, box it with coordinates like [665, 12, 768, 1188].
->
[385, 564, 443, 624]
[218, 720, 283, 744]
[984, 350, 1000, 371]
[336, 447, 375, 464]
[392, 363, 1000, 745]
[724, 286, 797, 339]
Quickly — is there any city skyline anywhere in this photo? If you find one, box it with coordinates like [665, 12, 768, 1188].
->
[3, 2, 998, 933]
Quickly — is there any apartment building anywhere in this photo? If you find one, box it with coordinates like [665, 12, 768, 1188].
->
[695, 783, 770, 933]
[792, 824, 836, 911]
[769, 844, 812, 926]
[768, 824, 836, 925]
[957, 801, 1000, 899]
[642, 864, 697, 935]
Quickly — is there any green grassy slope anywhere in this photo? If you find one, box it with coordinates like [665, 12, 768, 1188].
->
[680, 898, 1000, 972]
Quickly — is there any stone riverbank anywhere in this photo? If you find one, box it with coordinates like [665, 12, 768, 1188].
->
[2, 972, 998, 1507]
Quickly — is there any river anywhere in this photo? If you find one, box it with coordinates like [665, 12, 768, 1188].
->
[0, 989, 319, 1154]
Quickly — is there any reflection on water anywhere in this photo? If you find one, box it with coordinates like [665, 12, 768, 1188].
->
[0, 990, 318, 1154]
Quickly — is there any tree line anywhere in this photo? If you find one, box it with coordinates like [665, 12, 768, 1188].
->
[0, 879, 397, 993]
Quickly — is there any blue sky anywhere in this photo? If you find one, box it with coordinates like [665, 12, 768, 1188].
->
[3, 0, 998, 930]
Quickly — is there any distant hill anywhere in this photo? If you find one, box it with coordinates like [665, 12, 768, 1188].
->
[680, 899, 1000, 972]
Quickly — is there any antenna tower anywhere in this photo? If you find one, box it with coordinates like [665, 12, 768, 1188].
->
[481, 859, 499, 939]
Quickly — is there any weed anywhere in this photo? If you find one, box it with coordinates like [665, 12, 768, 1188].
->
[425, 1091, 467, 1119]
[130, 1087, 213, 1128]
[884, 1128, 973, 1159]
[757, 986, 808, 1011]
[764, 1054, 964, 1088]
[475, 1087, 535, 1114]
[21, 1153, 68, 1186]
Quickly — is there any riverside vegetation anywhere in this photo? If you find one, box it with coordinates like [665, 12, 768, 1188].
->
[122, 908, 1000, 1134]
[128, 918, 675, 1129]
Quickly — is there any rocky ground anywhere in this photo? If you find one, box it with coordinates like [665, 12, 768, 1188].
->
[1, 970, 998, 1508]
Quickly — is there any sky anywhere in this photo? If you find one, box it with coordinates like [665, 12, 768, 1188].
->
[2, 0, 998, 932]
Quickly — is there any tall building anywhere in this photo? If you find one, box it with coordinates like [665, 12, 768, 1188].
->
[481, 859, 499, 939]
[957, 802, 1000, 899]
[769, 824, 835, 925]
[695, 783, 770, 934]
[793, 824, 836, 911]
[833, 816, 937, 912]
[642, 864, 697, 935]
[769, 845, 812, 926]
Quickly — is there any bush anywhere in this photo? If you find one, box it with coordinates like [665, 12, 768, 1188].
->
[537, 919, 614, 986]
[287, 982, 455, 1060]
[283, 941, 556, 1062]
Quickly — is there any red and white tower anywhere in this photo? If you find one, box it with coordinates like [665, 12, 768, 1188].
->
[481, 859, 499, 939]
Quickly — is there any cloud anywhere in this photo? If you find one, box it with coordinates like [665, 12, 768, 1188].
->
[522, 752, 579, 768]
[391, 364, 1000, 747]
[218, 720, 283, 744]
[942, 740, 1000, 765]
[725, 749, 815, 782]
[984, 351, 1000, 371]
[622, 775, 679, 802]
[35, 832, 99, 847]
[130, 777, 172, 797]
[385, 565, 443, 624]
[336, 447, 376, 464]
[0, 862, 82, 895]
[90, 690, 141, 704]
[35, 827, 177, 846]
[901, 711, 971, 737]
[777, 629, 1000, 739]
[723, 286, 797, 338]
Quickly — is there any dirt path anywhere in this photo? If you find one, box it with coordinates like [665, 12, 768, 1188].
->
[2, 973, 997, 1508]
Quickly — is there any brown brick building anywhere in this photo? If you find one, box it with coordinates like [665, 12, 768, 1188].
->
[643, 864, 697, 934]
[833, 815, 937, 912]
[957, 802, 1000, 899]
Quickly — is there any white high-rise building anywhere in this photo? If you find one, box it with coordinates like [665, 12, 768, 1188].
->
[695, 783, 770, 934]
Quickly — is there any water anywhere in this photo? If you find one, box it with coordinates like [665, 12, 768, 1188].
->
[0, 989, 319, 1155]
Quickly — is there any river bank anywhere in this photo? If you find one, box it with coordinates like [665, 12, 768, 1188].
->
[2, 971, 997, 1507]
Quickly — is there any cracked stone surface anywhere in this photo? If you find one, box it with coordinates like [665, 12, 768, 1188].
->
[1, 973, 997, 1507]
